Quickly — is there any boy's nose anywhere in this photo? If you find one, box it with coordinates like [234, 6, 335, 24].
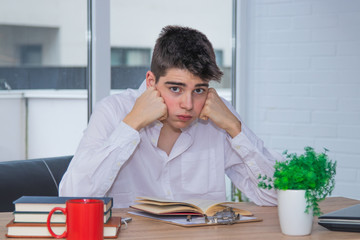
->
[180, 93, 193, 110]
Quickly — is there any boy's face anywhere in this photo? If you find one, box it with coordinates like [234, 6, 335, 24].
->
[147, 68, 209, 131]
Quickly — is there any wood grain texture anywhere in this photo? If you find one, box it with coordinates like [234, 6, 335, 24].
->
[1, 197, 359, 240]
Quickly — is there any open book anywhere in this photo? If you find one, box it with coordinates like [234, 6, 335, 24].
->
[130, 196, 253, 217]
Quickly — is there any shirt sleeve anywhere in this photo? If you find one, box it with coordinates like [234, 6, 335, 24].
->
[59, 96, 140, 197]
[222, 99, 284, 206]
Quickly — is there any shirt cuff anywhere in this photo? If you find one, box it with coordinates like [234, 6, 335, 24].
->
[228, 132, 264, 175]
[106, 121, 140, 150]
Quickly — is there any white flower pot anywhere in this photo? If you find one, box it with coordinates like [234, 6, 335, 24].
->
[277, 190, 313, 236]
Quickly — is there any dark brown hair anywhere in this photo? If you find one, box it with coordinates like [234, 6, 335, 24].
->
[151, 25, 223, 83]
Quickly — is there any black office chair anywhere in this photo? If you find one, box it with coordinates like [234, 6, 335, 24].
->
[0, 155, 72, 212]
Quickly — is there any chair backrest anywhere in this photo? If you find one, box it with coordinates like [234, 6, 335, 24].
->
[0, 155, 72, 212]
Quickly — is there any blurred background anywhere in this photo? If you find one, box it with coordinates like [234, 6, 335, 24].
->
[0, 0, 359, 201]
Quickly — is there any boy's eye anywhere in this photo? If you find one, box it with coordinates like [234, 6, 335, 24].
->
[194, 88, 205, 94]
[170, 87, 180, 93]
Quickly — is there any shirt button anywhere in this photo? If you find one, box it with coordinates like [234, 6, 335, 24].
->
[242, 148, 249, 155]
[117, 162, 121, 167]
[132, 140, 137, 145]
[167, 190, 171, 196]
[235, 145, 241, 150]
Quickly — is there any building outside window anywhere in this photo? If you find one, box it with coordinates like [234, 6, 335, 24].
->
[0, 0, 88, 161]
[0, 0, 232, 162]
[214, 49, 224, 67]
[111, 48, 151, 67]
[20, 45, 42, 66]
[109, 0, 233, 95]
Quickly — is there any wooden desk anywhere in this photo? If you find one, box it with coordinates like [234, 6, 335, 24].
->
[1, 197, 359, 239]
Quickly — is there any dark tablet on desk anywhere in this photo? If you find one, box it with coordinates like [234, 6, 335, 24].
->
[318, 204, 360, 232]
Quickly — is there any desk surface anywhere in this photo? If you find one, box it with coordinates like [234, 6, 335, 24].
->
[1, 197, 359, 239]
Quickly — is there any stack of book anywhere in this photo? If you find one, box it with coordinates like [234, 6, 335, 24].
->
[6, 196, 121, 238]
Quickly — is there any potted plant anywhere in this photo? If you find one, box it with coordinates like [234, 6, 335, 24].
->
[258, 146, 336, 236]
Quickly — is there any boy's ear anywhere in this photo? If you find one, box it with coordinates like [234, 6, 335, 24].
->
[146, 71, 156, 88]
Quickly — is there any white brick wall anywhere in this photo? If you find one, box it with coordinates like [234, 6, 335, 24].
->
[245, 0, 360, 200]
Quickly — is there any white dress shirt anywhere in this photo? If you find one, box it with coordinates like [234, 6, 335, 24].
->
[59, 81, 282, 208]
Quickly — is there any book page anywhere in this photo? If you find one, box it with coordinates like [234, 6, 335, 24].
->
[135, 197, 232, 215]
[182, 199, 229, 215]
[135, 197, 202, 213]
[131, 203, 202, 215]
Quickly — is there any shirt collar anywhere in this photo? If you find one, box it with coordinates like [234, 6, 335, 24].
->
[144, 119, 199, 151]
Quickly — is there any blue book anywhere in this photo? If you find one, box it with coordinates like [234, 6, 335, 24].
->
[13, 196, 113, 215]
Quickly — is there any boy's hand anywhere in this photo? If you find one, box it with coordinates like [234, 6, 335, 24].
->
[123, 87, 167, 131]
[199, 88, 241, 138]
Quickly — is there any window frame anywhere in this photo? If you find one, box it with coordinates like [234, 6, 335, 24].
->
[87, 0, 111, 120]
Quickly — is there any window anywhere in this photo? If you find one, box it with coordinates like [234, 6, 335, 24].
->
[110, 0, 233, 101]
[214, 49, 224, 67]
[111, 48, 151, 67]
[0, 0, 233, 167]
[0, 0, 88, 162]
[20, 45, 42, 66]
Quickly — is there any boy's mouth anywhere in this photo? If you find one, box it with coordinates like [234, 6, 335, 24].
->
[176, 115, 192, 121]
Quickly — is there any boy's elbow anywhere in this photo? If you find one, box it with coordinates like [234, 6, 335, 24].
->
[249, 188, 278, 206]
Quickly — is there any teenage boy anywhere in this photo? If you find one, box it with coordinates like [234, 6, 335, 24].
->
[59, 25, 281, 208]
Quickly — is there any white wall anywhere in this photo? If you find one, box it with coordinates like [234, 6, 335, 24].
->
[0, 0, 61, 27]
[0, 91, 87, 161]
[26, 91, 88, 158]
[245, 0, 360, 200]
[0, 93, 26, 160]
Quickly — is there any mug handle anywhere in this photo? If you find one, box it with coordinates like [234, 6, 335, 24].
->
[47, 207, 67, 239]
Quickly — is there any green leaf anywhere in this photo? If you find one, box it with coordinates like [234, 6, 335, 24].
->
[257, 146, 337, 216]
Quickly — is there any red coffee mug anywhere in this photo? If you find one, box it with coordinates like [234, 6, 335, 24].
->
[47, 199, 104, 240]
